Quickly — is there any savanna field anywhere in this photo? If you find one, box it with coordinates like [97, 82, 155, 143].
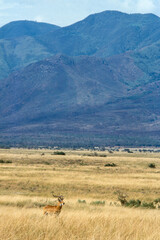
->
[0, 148, 160, 240]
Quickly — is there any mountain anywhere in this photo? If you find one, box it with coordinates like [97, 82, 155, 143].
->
[0, 20, 60, 39]
[0, 21, 60, 81]
[38, 11, 160, 57]
[1, 11, 160, 147]
[0, 53, 159, 147]
[1, 11, 160, 81]
[0, 54, 131, 123]
[132, 41, 160, 82]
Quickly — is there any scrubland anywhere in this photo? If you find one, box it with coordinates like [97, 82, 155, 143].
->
[0, 148, 160, 240]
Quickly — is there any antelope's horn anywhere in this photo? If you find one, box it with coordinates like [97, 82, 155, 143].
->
[52, 193, 64, 199]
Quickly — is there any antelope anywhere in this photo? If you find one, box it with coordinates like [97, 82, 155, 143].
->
[116, 191, 128, 206]
[43, 194, 65, 216]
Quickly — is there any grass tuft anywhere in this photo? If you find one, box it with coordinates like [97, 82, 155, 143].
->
[90, 201, 105, 205]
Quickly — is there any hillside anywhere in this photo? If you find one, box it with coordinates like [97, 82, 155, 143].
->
[0, 21, 60, 80]
[0, 54, 131, 123]
[0, 20, 60, 39]
[1, 11, 160, 147]
[1, 11, 160, 80]
[1, 53, 160, 147]
[38, 11, 160, 57]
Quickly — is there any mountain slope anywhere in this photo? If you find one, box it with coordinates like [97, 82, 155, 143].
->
[0, 20, 60, 39]
[1, 11, 160, 81]
[1, 11, 160, 146]
[39, 11, 160, 57]
[0, 55, 130, 122]
[132, 41, 160, 82]
[1, 53, 160, 147]
[0, 54, 152, 130]
[0, 21, 60, 81]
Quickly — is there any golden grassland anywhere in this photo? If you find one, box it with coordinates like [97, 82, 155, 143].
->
[0, 148, 160, 239]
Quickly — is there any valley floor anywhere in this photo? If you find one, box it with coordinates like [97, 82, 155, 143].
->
[0, 148, 160, 239]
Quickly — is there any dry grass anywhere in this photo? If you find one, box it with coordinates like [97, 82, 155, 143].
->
[0, 205, 160, 240]
[0, 148, 160, 239]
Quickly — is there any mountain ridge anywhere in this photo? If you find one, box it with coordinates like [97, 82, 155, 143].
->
[1, 10, 160, 147]
[0, 20, 60, 39]
[1, 10, 160, 81]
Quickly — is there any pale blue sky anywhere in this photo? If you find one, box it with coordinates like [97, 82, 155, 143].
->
[0, 0, 160, 27]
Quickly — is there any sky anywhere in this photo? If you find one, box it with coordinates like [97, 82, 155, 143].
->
[0, 0, 160, 27]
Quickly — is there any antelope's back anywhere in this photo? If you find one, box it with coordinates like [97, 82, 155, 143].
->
[43, 205, 55, 209]
[43, 205, 57, 212]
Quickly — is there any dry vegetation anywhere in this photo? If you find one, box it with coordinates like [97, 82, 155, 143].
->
[0, 148, 160, 239]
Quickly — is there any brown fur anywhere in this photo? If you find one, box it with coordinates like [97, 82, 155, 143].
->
[43, 199, 65, 216]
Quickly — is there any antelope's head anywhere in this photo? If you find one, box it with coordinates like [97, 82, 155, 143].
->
[58, 197, 65, 206]
[52, 193, 65, 206]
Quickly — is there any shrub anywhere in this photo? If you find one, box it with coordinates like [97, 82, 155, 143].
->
[99, 154, 107, 157]
[53, 151, 66, 155]
[123, 149, 133, 153]
[154, 198, 160, 204]
[78, 199, 86, 204]
[125, 199, 141, 208]
[43, 161, 51, 165]
[141, 202, 156, 209]
[83, 152, 107, 157]
[104, 163, 117, 167]
[148, 163, 156, 168]
[0, 160, 12, 164]
[90, 201, 105, 205]
[5, 160, 12, 164]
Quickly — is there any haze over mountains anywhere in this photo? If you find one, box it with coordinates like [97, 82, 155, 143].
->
[1, 10, 160, 147]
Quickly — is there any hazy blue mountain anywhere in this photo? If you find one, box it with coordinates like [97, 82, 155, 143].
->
[39, 11, 160, 57]
[0, 20, 60, 39]
[132, 41, 160, 82]
[0, 21, 60, 81]
[0, 55, 130, 122]
[0, 53, 159, 147]
[1, 11, 160, 147]
[1, 11, 160, 81]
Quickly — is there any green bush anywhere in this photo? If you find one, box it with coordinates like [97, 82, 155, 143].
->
[125, 199, 141, 208]
[124, 149, 133, 153]
[99, 154, 107, 157]
[0, 160, 12, 164]
[53, 151, 66, 155]
[148, 163, 156, 168]
[83, 152, 106, 157]
[154, 198, 160, 204]
[90, 201, 105, 205]
[141, 202, 156, 209]
[104, 163, 117, 167]
[78, 199, 86, 204]
[117, 195, 158, 209]
[5, 160, 12, 164]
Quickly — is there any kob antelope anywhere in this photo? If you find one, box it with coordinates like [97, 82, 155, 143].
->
[43, 194, 65, 216]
